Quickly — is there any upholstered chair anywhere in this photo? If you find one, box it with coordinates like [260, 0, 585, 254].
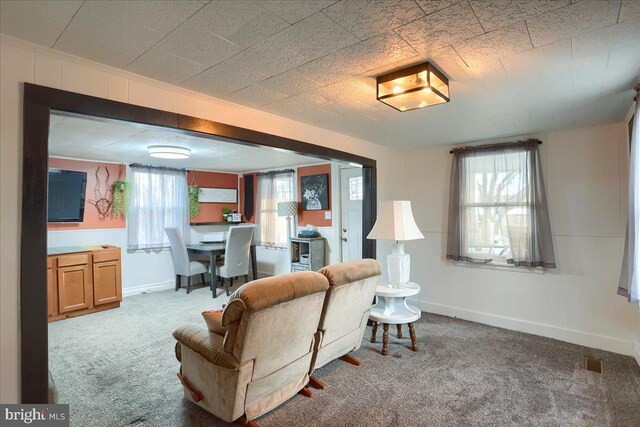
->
[216, 225, 255, 296]
[165, 227, 210, 294]
[173, 271, 329, 426]
[308, 259, 382, 388]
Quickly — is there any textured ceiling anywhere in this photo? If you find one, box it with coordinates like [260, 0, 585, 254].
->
[2, 0, 639, 149]
[48, 112, 322, 172]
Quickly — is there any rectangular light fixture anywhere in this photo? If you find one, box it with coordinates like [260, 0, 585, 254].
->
[376, 62, 450, 112]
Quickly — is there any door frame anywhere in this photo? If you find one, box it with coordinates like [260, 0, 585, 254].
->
[21, 83, 377, 403]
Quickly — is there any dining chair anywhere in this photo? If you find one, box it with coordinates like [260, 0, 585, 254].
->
[165, 227, 210, 294]
[216, 225, 255, 296]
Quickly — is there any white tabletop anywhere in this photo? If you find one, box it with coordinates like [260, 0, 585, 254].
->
[375, 282, 420, 298]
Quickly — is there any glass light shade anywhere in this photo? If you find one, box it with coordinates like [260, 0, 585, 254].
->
[148, 145, 191, 159]
[277, 201, 298, 217]
[376, 62, 449, 112]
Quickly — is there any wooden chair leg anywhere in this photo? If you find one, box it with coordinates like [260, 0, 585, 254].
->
[382, 323, 389, 356]
[238, 416, 259, 427]
[308, 376, 325, 390]
[176, 373, 203, 403]
[339, 354, 361, 366]
[245, 274, 249, 283]
[409, 322, 418, 352]
[371, 321, 378, 343]
[175, 275, 180, 291]
[397, 324, 403, 339]
[200, 273, 206, 286]
[224, 278, 230, 296]
[186, 276, 191, 294]
[298, 387, 312, 398]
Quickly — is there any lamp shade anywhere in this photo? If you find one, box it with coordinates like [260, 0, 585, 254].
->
[277, 201, 298, 217]
[367, 201, 424, 241]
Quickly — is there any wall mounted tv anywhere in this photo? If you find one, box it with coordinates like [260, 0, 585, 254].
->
[48, 169, 88, 223]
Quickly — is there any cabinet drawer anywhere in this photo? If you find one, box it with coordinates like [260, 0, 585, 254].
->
[93, 249, 120, 263]
[57, 253, 89, 267]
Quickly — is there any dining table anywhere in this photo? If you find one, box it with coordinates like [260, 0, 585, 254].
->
[186, 243, 258, 297]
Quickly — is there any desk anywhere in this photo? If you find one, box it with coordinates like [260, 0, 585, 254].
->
[186, 244, 257, 296]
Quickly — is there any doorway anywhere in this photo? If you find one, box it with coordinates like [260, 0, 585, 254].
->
[340, 167, 363, 262]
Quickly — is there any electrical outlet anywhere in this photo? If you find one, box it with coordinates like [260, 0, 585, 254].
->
[325, 211, 331, 220]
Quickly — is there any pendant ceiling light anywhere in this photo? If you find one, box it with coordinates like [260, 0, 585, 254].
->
[376, 62, 450, 112]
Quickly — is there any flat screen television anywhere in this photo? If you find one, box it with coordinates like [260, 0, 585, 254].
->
[48, 169, 87, 223]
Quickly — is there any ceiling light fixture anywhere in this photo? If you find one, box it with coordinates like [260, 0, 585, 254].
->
[376, 62, 450, 112]
[147, 145, 191, 159]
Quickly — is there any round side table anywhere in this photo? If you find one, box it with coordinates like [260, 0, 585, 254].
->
[369, 283, 420, 355]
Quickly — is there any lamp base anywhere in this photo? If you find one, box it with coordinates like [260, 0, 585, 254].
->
[388, 241, 410, 288]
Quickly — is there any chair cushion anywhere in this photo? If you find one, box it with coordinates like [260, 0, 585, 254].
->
[202, 309, 226, 335]
[189, 260, 210, 275]
[318, 259, 381, 288]
[221, 271, 329, 327]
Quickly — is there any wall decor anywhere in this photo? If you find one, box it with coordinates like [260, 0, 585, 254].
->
[87, 166, 113, 219]
[301, 173, 329, 210]
[199, 187, 237, 203]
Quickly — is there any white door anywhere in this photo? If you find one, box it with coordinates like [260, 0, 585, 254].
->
[340, 167, 363, 262]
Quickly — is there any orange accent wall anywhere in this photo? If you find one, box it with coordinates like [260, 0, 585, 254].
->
[188, 170, 239, 223]
[239, 173, 257, 224]
[48, 158, 126, 230]
[298, 164, 332, 227]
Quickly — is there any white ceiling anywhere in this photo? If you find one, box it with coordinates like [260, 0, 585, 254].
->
[2, 0, 639, 149]
[48, 112, 322, 172]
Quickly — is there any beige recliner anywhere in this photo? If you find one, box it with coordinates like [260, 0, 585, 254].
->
[173, 271, 329, 425]
[311, 259, 382, 376]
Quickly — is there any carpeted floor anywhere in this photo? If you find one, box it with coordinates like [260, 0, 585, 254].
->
[49, 287, 640, 427]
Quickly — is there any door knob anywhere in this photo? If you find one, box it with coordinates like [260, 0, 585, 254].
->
[343, 228, 347, 232]
[341, 237, 348, 242]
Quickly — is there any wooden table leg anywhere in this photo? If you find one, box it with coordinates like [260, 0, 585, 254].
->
[396, 324, 403, 339]
[371, 321, 378, 343]
[409, 323, 418, 351]
[382, 323, 389, 356]
[250, 245, 257, 280]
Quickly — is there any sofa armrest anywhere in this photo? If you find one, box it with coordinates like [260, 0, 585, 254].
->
[173, 324, 242, 370]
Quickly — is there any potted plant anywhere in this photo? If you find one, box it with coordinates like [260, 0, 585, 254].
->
[111, 179, 130, 218]
[222, 207, 232, 222]
[189, 185, 201, 218]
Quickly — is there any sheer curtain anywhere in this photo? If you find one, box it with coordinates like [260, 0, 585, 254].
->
[618, 94, 639, 303]
[447, 140, 556, 268]
[127, 165, 189, 250]
[257, 171, 294, 248]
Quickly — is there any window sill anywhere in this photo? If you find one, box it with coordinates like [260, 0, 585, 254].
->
[451, 261, 546, 275]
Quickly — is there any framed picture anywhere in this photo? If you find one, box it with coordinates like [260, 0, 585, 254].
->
[301, 173, 329, 210]
[199, 187, 237, 203]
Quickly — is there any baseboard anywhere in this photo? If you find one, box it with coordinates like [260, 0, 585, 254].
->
[122, 280, 174, 298]
[634, 340, 640, 367]
[408, 298, 635, 356]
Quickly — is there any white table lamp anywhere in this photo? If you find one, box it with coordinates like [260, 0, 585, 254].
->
[367, 201, 424, 288]
[278, 201, 298, 242]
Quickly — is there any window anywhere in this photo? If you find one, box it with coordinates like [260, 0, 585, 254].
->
[446, 141, 555, 268]
[349, 176, 363, 201]
[127, 165, 189, 250]
[257, 172, 294, 248]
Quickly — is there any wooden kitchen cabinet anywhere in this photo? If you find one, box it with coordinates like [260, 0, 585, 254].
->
[48, 246, 122, 322]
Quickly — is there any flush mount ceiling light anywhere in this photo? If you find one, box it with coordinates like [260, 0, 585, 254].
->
[376, 62, 450, 112]
[147, 145, 191, 159]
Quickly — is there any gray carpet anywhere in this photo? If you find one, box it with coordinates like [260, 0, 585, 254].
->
[49, 287, 640, 427]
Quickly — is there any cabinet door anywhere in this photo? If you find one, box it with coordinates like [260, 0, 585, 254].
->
[47, 265, 58, 317]
[93, 260, 121, 305]
[57, 264, 91, 313]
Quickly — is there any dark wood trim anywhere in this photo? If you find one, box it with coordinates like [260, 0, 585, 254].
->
[20, 83, 377, 403]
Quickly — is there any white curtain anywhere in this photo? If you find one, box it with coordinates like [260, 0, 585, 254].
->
[619, 98, 639, 303]
[447, 140, 555, 268]
[127, 165, 189, 250]
[257, 172, 294, 248]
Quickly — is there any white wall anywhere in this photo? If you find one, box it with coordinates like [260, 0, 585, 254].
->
[0, 35, 402, 403]
[401, 123, 637, 356]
